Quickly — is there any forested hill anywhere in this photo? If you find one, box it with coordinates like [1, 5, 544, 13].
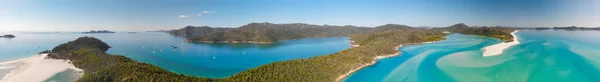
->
[174, 22, 372, 43]
[435, 23, 517, 42]
[174, 23, 516, 43]
[169, 26, 233, 37]
[47, 37, 213, 81]
[226, 27, 448, 82]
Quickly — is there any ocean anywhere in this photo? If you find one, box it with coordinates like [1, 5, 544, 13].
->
[345, 30, 600, 82]
[0, 32, 351, 80]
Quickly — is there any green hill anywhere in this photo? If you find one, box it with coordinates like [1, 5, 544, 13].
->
[434, 23, 517, 42]
[179, 23, 372, 43]
[48, 37, 213, 82]
[169, 26, 233, 37]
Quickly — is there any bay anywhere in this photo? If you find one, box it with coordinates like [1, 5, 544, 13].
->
[0, 32, 351, 78]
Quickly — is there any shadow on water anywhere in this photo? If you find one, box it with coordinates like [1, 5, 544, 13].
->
[551, 43, 600, 82]
[192, 42, 284, 50]
[188, 37, 349, 50]
[43, 69, 81, 82]
[416, 35, 498, 82]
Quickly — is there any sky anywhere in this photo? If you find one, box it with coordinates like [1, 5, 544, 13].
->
[1, 0, 599, 32]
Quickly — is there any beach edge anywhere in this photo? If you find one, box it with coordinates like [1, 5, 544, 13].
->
[335, 41, 438, 82]
[0, 54, 84, 82]
[482, 30, 520, 57]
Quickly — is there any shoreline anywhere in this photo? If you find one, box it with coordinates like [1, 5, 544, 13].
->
[189, 40, 273, 44]
[335, 41, 436, 82]
[0, 54, 83, 82]
[482, 30, 520, 57]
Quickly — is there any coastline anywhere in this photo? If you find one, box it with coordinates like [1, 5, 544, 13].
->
[335, 41, 436, 82]
[189, 40, 273, 44]
[482, 30, 520, 57]
[0, 54, 83, 82]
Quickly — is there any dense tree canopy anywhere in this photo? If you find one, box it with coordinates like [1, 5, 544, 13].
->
[174, 23, 372, 43]
[48, 37, 213, 82]
[434, 23, 517, 42]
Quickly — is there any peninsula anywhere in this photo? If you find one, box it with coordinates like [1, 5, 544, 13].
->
[482, 30, 520, 56]
[46, 37, 211, 81]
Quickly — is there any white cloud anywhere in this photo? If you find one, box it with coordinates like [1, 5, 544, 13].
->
[202, 11, 215, 14]
[179, 15, 189, 18]
[196, 14, 203, 16]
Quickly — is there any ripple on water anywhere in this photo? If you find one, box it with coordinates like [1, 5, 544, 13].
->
[383, 49, 441, 82]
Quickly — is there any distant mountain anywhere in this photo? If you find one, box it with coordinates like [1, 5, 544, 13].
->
[447, 23, 470, 29]
[169, 25, 233, 37]
[83, 30, 115, 33]
[434, 23, 517, 42]
[172, 23, 517, 43]
[0, 34, 15, 38]
[553, 26, 600, 31]
[180, 22, 371, 43]
[146, 30, 171, 32]
[368, 24, 414, 32]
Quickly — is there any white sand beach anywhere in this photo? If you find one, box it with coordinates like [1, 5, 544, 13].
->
[336, 41, 438, 82]
[335, 45, 403, 82]
[482, 30, 520, 57]
[0, 54, 83, 82]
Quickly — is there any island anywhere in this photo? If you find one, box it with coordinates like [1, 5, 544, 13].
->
[0, 34, 16, 38]
[171, 23, 375, 43]
[171, 23, 515, 44]
[553, 26, 600, 31]
[82, 30, 116, 33]
[146, 30, 171, 33]
[35, 23, 515, 81]
[520, 26, 600, 31]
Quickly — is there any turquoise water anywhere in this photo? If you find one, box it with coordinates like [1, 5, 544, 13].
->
[0, 32, 351, 78]
[44, 69, 81, 82]
[345, 30, 600, 82]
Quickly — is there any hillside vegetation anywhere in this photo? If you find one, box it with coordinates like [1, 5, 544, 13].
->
[169, 26, 233, 37]
[225, 28, 447, 81]
[48, 37, 213, 82]
[174, 23, 371, 43]
[434, 23, 517, 42]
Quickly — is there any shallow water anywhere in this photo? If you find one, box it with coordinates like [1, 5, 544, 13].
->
[0, 32, 351, 79]
[44, 69, 81, 82]
[345, 30, 600, 82]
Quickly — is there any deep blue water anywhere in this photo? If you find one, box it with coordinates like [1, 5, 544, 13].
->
[345, 30, 600, 82]
[0, 32, 351, 78]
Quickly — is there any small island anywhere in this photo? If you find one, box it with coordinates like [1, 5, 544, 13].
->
[0, 34, 16, 38]
[146, 30, 171, 33]
[82, 30, 115, 33]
